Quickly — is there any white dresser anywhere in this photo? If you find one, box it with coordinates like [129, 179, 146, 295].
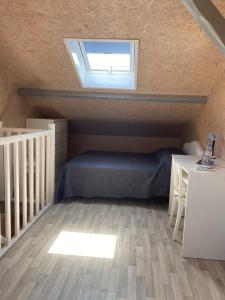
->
[26, 118, 68, 179]
[169, 155, 225, 260]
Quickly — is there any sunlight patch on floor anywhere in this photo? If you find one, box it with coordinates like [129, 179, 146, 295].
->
[48, 231, 117, 258]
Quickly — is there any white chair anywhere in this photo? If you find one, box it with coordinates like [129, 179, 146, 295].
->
[169, 162, 187, 240]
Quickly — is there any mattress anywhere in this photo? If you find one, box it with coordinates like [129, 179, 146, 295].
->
[55, 148, 184, 201]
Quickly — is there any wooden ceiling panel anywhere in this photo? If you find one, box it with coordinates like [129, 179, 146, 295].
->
[0, 0, 224, 94]
[0, 1, 225, 138]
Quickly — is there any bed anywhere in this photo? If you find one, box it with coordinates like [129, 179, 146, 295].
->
[55, 147, 184, 201]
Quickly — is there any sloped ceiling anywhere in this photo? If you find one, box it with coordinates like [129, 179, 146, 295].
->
[0, 0, 225, 137]
[213, 0, 225, 18]
[26, 97, 204, 137]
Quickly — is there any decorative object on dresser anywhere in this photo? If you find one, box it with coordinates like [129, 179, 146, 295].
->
[26, 118, 68, 181]
[195, 132, 216, 170]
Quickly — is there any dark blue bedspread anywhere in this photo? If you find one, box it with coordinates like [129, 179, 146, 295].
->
[55, 148, 183, 201]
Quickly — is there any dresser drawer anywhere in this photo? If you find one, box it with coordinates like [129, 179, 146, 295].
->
[55, 132, 67, 145]
[55, 142, 67, 158]
[55, 152, 67, 167]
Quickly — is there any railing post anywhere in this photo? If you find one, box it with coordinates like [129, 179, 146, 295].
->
[35, 137, 40, 215]
[13, 142, 20, 236]
[4, 144, 11, 245]
[48, 124, 55, 203]
[46, 135, 50, 204]
[28, 139, 34, 221]
[22, 140, 27, 227]
[40, 136, 45, 209]
[0, 122, 3, 247]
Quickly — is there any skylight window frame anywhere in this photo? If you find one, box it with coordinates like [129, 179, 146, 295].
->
[64, 38, 139, 90]
[78, 42, 92, 72]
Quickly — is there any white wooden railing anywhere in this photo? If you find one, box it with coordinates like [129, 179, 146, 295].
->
[0, 122, 55, 257]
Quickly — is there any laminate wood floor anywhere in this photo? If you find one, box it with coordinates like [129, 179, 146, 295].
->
[0, 198, 225, 300]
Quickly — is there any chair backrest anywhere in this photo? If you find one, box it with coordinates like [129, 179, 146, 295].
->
[173, 161, 187, 194]
[173, 161, 180, 188]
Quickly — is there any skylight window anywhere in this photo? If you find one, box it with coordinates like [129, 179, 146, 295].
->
[64, 39, 138, 90]
[83, 41, 131, 72]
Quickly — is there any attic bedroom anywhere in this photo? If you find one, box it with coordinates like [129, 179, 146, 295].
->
[0, 0, 225, 299]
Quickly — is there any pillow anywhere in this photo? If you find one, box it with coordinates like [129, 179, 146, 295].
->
[182, 141, 203, 156]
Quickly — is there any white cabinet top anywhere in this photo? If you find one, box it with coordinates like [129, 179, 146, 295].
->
[173, 154, 225, 177]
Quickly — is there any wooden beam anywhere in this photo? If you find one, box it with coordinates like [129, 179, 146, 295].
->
[181, 0, 225, 57]
[17, 88, 207, 104]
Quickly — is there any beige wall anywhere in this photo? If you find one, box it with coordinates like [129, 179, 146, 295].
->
[69, 134, 181, 158]
[0, 74, 22, 127]
[183, 69, 225, 158]
[0, 0, 225, 156]
[24, 95, 199, 156]
[0, 72, 38, 127]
